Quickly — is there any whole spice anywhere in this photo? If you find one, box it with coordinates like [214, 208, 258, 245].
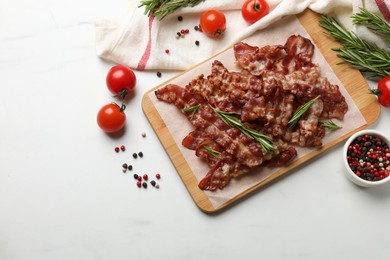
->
[138, 152, 143, 158]
[143, 174, 148, 181]
[120, 145, 126, 151]
[142, 182, 148, 188]
[347, 134, 390, 181]
[122, 163, 128, 173]
[133, 173, 139, 179]
[156, 173, 161, 179]
[115, 147, 120, 153]
[133, 153, 138, 159]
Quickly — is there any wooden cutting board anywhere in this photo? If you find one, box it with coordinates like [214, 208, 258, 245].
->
[142, 10, 381, 213]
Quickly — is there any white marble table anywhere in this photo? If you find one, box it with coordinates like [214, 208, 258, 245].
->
[1, 1, 390, 259]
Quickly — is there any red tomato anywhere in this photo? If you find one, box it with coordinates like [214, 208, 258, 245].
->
[106, 65, 136, 99]
[200, 10, 226, 39]
[241, 0, 270, 24]
[97, 103, 126, 133]
[375, 76, 390, 108]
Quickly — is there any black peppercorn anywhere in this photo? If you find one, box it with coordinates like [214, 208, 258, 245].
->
[133, 153, 138, 159]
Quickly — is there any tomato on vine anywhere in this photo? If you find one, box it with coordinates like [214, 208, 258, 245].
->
[241, 0, 269, 24]
[371, 76, 390, 108]
[97, 103, 127, 133]
[200, 9, 226, 39]
[106, 65, 136, 99]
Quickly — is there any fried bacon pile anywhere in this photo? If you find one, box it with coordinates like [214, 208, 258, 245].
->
[155, 35, 348, 191]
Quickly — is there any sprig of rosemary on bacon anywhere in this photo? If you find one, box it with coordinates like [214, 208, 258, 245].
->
[139, 0, 205, 20]
[183, 104, 200, 120]
[288, 96, 320, 128]
[319, 11, 390, 79]
[203, 146, 221, 158]
[213, 108, 275, 153]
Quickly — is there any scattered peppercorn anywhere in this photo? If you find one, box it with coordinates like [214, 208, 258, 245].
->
[142, 132, 146, 138]
[155, 184, 160, 189]
[122, 163, 128, 169]
[133, 173, 139, 179]
[115, 147, 120, 153]
[137, 181, 142, 188]
[133, 153, 138, 159]
[142, 182, 148, 188]
[138, 152, 143, 158]
[120, 145, 126, 151]
[194, 25, 199, 31]
[137, 175, 142, 182]
[128, 165, 133, 171]
[157, 71, 162, 77]
[156, 173, 161, 179]
[195, 40, 199, 46]
[150, 180, 156, 187]
[178, 15, 183, 21]
[143, 174, 148, 181]
[165, 49, 170, 54]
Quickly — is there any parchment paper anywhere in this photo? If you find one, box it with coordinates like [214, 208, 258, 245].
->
[148, 15, 367, 209]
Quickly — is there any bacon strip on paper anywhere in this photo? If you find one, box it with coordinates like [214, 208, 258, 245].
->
[155, 35, 347, 191]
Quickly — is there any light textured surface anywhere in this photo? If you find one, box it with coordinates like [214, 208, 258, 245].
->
[1, 1, 390, 260]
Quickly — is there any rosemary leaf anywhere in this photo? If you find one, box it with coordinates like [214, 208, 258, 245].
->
[139, 0, 205, 20]
[203, 146, 221, 158]
[183, 104, 200, 120]
[213, 108, 275, 153]
[288, 96, 320, 128]
[319, 15, 390, 79]
[323, 120, 342, 132]
[352, 8, 390, 44]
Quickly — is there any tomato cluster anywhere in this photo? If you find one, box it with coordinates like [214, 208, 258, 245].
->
[97, 65, 137, 133]
[199, 0, 270, 39]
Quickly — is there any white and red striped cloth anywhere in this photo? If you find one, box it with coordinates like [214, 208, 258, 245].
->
[95, 0, 390, 71]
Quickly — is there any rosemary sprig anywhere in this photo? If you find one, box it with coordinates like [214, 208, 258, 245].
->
[139, 0, 205, 20]
[183, 104, 200, 120]
[213, 108, 275, 153]
[288, 96, 320, 128]
[352, 8, 390, 44]
[203, 146, 221, 158]
[319, 15, 390, 79]
[322, 120, 342, 132]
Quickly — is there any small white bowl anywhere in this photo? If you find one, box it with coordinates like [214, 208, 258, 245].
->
[343, 129, 390, 187]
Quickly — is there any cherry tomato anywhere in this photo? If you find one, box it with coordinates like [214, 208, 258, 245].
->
[373, 76, 390, 108]
[97, 103, 126, 133]
[200, 10, 226, 39]
[241, 0, 269, 24]
[106, 65, 136, 99]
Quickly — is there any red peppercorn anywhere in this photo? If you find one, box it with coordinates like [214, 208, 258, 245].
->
[143, 174, 148, 181]
[115, 147, 120, 153]
[137, 181, 142, 188]
[165, 49, 170, 54]
[120, 145, 126, 151]
[156, 173, 161, 179]
[137, 176, 142, 182]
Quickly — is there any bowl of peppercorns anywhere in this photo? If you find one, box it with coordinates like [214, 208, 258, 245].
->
[343, 129, 390, 187]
